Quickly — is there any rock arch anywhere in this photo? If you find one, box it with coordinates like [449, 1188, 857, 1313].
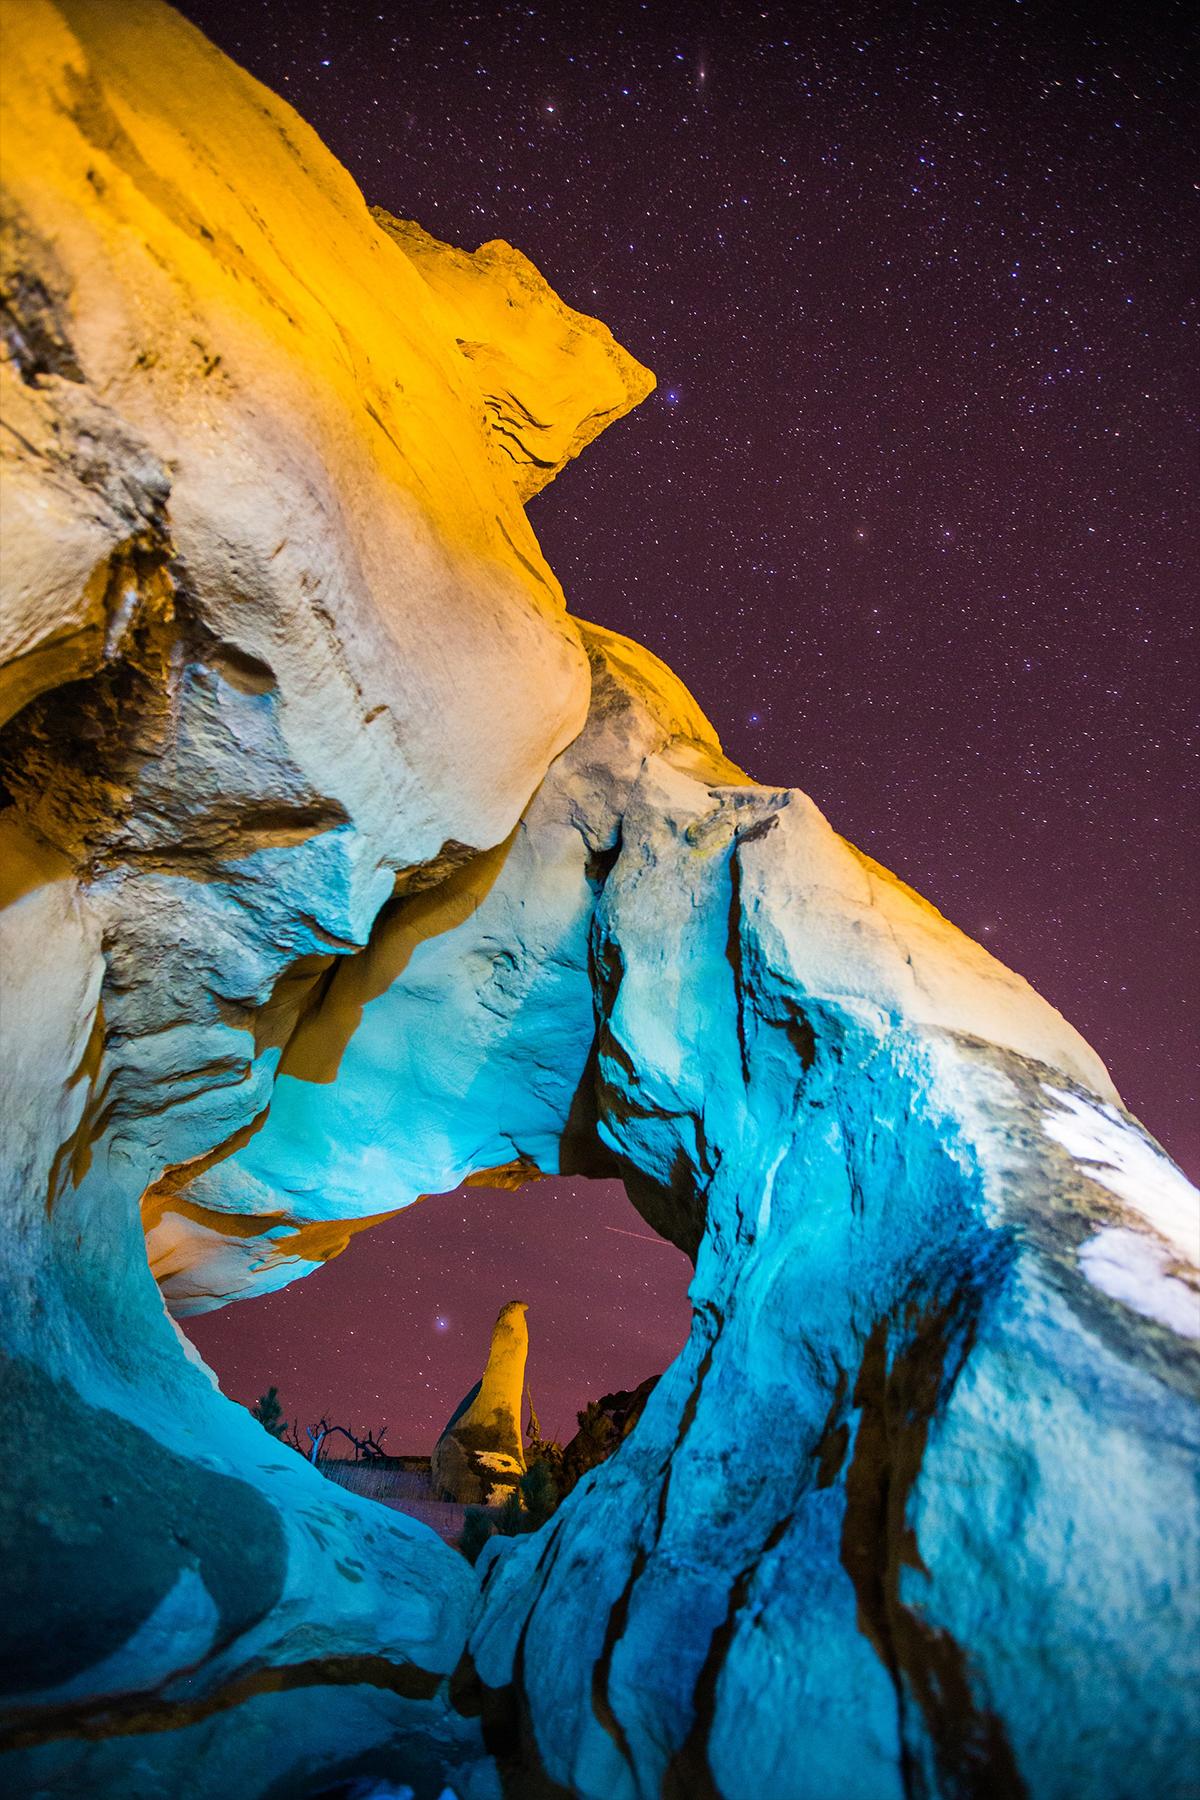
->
[1, 5, 1196, 1797]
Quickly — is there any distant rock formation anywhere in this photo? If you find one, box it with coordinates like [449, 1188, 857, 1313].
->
[560, 1376, 658, 1495]
[432, 1302, 529, 1504]
[1, 4, 1197, 1799]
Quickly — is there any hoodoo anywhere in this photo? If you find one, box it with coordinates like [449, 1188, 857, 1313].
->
[0, 3, 1196, 1797]
[433, 1302, 530, 1506]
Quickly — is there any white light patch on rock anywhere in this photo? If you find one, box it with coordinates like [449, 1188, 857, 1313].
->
[1042, 1086, 1200, 1266]
[757, 1143, 789, 1236]
[1078, 1227, 1200, 1339]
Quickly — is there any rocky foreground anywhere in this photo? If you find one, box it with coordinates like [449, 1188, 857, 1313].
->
[1, 3, 1197, 1796]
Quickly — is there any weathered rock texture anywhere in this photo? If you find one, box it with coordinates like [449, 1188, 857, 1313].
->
[433, 1301, 530, 1505]
[1, 4, 1197, 1798]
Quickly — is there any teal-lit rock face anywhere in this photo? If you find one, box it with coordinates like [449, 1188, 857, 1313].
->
[468, 744, 1199, 1799]
[1, 4, 1196, 1798]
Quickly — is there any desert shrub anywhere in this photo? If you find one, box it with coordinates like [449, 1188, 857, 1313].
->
[458, 1505, 497, 1565]
[493, 1487, 525, 1537]
[250, 1385, 287, 1439]
[519, 1458, 560, 1528]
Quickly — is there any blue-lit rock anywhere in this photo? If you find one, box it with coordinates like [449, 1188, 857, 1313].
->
[157, 618, 712, 1306]
[468, 745, 1199, 1799]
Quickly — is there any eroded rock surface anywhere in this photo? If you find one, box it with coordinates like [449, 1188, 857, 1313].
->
[148, 616, 713, 1309]
[1, 4, 1197, 1798]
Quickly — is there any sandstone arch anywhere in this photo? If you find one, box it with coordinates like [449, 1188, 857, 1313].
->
[1, 5, 1196, 1797]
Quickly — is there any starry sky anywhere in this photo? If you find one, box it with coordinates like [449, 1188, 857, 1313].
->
[179, 0, 1197, 1448]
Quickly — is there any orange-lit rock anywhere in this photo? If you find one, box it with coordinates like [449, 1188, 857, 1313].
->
[432, 1301, 530, 1504]
[0, 0, 650, 1269]
[376, 215, 654, 501]
[0, 3, 650, 1794]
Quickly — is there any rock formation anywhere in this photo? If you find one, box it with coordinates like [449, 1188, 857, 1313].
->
[560, 1376, 658, 1495]
[433, 1302, 530, 1505]
[1, 3, 1197, 1798]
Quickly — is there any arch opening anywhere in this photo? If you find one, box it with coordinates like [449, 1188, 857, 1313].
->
[179, 1172, 694, 1546]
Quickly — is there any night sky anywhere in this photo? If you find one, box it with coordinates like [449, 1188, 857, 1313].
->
[179, 0, 1197, 1448]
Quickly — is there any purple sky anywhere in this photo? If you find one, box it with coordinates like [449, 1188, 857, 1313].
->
[180, 0, 1197, 1441]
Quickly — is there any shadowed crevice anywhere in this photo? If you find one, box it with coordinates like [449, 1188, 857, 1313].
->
[840, 1283, 1028, 1800]
[589, 1546, 647, 1777]
[0, 1653, 444, 1752]
[661, 1514, 792, 1800]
